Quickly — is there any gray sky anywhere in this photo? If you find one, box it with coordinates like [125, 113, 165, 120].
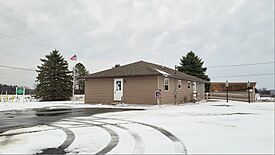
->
[0, 0, 274, 89]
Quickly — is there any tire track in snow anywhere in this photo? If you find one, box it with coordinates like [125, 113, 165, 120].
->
[0, 125, 91, 137]
[50, 125, 75, 150]
[37, 125, 75, 154]
[74, 118, 145, 154]
[1, 116, 186, 154]
[64, 119, 119, 155]
[93, 116, 188, 154]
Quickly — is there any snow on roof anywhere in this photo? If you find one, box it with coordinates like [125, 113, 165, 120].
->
[155, 68, 170, 77]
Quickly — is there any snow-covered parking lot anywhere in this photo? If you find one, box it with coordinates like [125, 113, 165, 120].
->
[0, 100, 274, 154]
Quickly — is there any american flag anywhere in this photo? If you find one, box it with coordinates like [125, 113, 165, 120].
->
[70, 54, 77, 61]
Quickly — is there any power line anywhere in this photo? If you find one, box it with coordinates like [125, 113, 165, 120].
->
[0, 33, 272, 69]
[211, 73, 274, 78]
[0, 64, 36, 72]
[0, 33, 73, 52]
[0, 33, 54, 50]
[0, 33, 274, 77]
[208, 61, 274, 68]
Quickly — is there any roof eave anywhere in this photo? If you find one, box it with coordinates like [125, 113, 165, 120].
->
[79, 74, 161, 79]
[168, 75, 209, 83]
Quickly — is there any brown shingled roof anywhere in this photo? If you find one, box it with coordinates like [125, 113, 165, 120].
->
[80, 60, 208, 83]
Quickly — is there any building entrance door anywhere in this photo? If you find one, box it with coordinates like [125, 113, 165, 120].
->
[114, 78, 123, 101]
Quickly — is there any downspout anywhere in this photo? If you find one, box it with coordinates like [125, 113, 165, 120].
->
[174, 65, 177, 104]
[84, 79, 87, 103]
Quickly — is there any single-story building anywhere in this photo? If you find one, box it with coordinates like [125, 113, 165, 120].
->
[80, 60, 208, 104]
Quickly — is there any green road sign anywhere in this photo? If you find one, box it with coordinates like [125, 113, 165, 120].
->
[16, 87, 25, 95]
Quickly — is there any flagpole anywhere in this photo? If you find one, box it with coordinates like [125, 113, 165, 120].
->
[72, 62, 76, 101]
[70, 54, 77, 102]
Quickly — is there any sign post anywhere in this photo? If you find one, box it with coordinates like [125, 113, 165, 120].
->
[247, 81, 251, 103]
[155, 89, 162, 107]
[16, 87, 25, 102]
[225, 80, 229, 102]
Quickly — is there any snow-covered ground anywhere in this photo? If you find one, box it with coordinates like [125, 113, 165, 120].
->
[0, 100, 274, 154]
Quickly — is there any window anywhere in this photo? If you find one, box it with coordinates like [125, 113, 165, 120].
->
[193, 82, 196, 93]
[116, 81, 121, 91]
[164, 78, 169, 91]
[187, 81, 191, 88]
[178, 80, 182, 89]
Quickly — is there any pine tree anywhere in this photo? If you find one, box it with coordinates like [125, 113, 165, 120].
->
[178, 51, 211, 92]
[75, 63, 89, 94]
[35, 50, 72, 101]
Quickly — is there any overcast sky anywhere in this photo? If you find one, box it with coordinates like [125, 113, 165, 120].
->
[0, 0, 274, 89]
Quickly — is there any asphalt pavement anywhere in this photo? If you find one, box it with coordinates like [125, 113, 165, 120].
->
[0, 107, 142, 134]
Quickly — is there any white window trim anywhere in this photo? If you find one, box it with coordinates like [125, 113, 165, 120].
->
[164, 78, 169, 91]
[178, 80, 182, 89]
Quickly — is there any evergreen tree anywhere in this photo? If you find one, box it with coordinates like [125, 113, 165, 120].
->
[178, 51, 211, 92]
[35, 50, 72, 101]
[74, 63, 89, 94]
